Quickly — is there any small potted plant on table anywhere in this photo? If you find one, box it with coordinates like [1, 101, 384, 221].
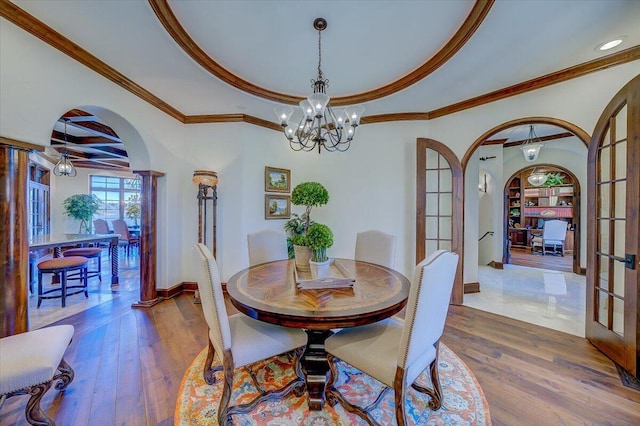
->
[287, 181, 329, 271]
[306, 223, 334, 279]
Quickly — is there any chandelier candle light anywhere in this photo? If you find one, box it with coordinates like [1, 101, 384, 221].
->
[520, 124, 544, 162]
[53, 117, 77, 177]
[274, 18, 364, 153]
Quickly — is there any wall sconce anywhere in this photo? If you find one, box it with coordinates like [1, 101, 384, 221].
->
[479, 173, 488, 193]
[192, 170, 218, 258]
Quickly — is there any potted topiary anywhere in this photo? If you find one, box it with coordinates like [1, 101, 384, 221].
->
[306, 223, 334, 279]
[63, 194, 101, 234]
[125, 193, 141, 227]
[544, 172, 565, 205]
[288, 181, 329, 271]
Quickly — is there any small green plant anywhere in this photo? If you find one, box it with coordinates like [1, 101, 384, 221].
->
[306, 223, 334, 263]
[63, 194, 101, 233]
[291, 182, 329, 233]
[284, 213, 315, 258]
[125, 194, 141, 226]
[544, 172, 565, 187]
[510, 208, 520, 216]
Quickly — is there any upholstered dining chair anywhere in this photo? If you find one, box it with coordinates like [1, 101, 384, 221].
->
[531, 219, 567, 256]
[193, 243, 308, 425]
[93, 219, 110, 234]
[354, 230, 397, 269]
[112, 219, 139, 256]
[247, 229, 289, 266]
[324, 250, 459, 426]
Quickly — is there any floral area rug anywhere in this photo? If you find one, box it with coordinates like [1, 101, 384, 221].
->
[175, 343, 491, 425]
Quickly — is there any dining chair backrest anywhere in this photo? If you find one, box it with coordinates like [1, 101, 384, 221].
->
[397, 249, 459, 385]
[542, 219, 567, 243]
[111, 220, 131, 241]
[194, 243, 231, 358]
[247, 229, 288, 266]
[93, 219, 110, 234]
[354, 230, 397, 269]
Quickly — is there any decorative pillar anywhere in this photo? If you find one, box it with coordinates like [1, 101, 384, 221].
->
[131, 170, 165, 308]
[1, 137, 44, 337]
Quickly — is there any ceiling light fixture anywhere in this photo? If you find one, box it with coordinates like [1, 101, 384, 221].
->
[274, 18, 364, 154]
[527, 168, 547, 186]
[597, 38, 623, 51]
[53, 118, 77, 177]
[520, 125, 543, 162]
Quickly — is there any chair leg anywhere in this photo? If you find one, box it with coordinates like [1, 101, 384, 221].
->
[61, 272, 67, 308]
[25, 381, 54, 426]
[37, 271, 43, 308]
[393, 368, 407, 426]
[97, 254, 102, 282]
[53, 357, 75, 391]
[217, 351, 234, 426]
[203, 340, 222, 385]
[411, 344, 443, 410]
[83, 267, 88, 298]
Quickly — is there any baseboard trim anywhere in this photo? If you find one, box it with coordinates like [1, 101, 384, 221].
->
[464, 282, 480, 294]
[157, 281, 226, 299]
[488, 261, 504, 269]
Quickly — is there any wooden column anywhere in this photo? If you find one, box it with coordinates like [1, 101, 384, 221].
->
[1, 137, 43, 337]
[131, 170, 165, 308]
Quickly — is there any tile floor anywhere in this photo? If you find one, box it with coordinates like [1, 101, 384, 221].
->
[466, 264, 586, 337]
[29, 249, 140, 330]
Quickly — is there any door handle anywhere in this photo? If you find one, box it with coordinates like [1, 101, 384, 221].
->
[616, 254, 636, 270]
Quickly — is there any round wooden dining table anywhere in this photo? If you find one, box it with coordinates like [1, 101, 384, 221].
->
[226, 258, 410, 410]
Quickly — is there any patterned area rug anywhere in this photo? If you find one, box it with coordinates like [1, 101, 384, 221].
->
[175, 343, 490, 425]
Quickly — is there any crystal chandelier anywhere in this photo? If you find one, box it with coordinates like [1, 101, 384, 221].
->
[274, 18, 364, 153]
[53, 118, 77, 177]
[520, 125, 543, 162]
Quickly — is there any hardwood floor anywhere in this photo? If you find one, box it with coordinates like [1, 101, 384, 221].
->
[1, 293, 638, 425]
[508, 247, 574, 272]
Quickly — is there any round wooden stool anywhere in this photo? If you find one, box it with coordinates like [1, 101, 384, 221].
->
[37, 256, 89, 308]
[63, 247, 102, 282]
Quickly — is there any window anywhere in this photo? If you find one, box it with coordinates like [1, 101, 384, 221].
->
[90, 175, 141, 229]
[28, 163, 50, 239]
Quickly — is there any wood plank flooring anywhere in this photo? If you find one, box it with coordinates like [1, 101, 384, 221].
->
[508, 247, 574, 272]
[1, 293, 638, 425]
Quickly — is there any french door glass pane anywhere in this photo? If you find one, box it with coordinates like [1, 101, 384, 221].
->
[597, 255, 608, 289]
[599, 184, 610, 218]
[439, 240, 452, 251]
[439, 169, 452, 191]
[426, 194, 438, 215]
[613, 298, 624, 335]
[426, 170, 439, 191]
[615, 105, 627, 141]
[426, 149, 438, 168]
[615, 141, 627, 178]
[598, 220, 609, 255]
[439, 217, 452, 240]
[597, 290, 608, 327]
[439, 193, 452, 216]
[426, 217, 438, 239]
[613, 261, 625, 296]
[614, 181, 626, 218]
[600, 146, 611, 181]
[614, 220, 626, 258]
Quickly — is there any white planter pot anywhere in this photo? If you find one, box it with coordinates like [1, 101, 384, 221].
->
[293, 245, 312, 272]
[309, 259, 331, 279]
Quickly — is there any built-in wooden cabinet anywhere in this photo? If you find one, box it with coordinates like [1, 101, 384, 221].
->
[506, 167, 576, 251]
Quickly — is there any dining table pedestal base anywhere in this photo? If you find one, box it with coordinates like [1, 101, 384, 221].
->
[303, 329, 334, 410]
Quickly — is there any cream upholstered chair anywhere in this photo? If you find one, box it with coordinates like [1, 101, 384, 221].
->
[193, 243, 307, 425]
[325, 250, 459, 426]
[247, 229, 288, 266]
[0, 325, 75, 426]
[531, 219, 567, 256]
[354, 230, 397, 269]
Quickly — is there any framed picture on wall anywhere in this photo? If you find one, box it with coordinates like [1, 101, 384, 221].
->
[265, 166, 291, 193]
[265, 194, 291, 220]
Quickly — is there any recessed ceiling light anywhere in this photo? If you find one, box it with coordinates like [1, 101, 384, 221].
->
[596, 38, 623, 51]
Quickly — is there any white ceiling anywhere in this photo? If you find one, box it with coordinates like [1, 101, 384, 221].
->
[9, 0, 640, 123]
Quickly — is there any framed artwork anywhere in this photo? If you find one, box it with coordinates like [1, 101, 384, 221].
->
[265, 194, 291, 220]
[265, 166, 291, 193]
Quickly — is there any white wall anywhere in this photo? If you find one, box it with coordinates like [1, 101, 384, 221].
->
[2, 19, 639, 290]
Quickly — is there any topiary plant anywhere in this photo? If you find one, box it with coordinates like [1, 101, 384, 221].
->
[543, 172, 565, 187]
[63, 194, 101, 233]
[291, 182, 329, 233]
[306, 223, 334, 263]
[125, 193, 141, 226]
